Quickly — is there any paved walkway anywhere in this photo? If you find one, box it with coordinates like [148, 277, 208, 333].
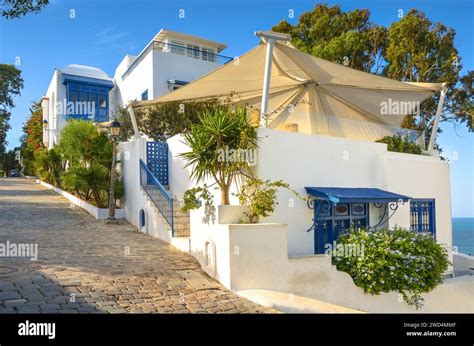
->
[0, 178, 274, 313]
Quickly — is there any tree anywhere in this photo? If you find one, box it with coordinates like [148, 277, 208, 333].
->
[57, 120, 112, 168]
[1, 0, 49, 19]
[20, 101, 44, 175]
[385, 9, 472, 134]
[1, 149, 17, 175]
[272, 4, 473, 138]
[116, 99, 221, 142]
[272, 4, 387, 73]
[0, 64, 23, 165]
[180, 107, 257, 205]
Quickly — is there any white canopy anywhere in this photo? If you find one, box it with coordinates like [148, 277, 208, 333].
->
[135, 43, 441, 142]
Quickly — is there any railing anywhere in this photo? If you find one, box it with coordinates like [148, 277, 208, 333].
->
[139, 159, 174, 236]
[122, 40, 233, 80]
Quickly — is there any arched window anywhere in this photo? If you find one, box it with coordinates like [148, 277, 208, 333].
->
[139, 209, 146, 231]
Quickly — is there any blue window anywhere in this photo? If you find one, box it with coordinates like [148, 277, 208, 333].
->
[141, 89, 148, 100]
[410, 199, 435, 235]
[313, 201, 368, 254]
[64, 80, 112, 122]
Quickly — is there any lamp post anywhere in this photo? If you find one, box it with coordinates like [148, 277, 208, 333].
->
[106, 121, 121, 222]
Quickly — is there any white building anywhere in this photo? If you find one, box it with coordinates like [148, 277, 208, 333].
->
[41, 29, 231, 148]
[119, 37, 473, 313]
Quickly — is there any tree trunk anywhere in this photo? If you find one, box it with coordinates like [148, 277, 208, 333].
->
[221, 186, 230, 205]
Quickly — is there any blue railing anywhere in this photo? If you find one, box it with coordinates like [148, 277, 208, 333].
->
[139, 159, 174, 236]
[122, 40, 233, 80]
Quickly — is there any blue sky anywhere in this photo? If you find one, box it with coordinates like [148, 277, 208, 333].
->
[0, 0, 473, 216]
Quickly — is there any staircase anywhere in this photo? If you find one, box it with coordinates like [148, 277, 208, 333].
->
[139, 159, 190, 238]
[145, 185, 190, 237]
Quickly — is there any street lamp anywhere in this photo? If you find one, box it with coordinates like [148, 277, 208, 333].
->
[106, 120, 121, 222]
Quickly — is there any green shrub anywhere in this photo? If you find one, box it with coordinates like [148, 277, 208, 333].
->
[34, 148, 63, 185]
[376, 135, 422, 154]
[33, 120, 122, 207]
[334, 227, 449, 309]
[234, 178, 291, 223]
[57, 120, 112, 167]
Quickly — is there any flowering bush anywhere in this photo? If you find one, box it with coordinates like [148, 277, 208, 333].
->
[334, 227, 449, 309]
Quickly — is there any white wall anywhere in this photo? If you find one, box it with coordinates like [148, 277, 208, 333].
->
[152, 50, 224, 99]
[42, 70, 66, 149]
[385, 152, 452, 253]
[119, 138, 173, 243]
[114, 53, 153, 107]
[254, 128, 452, 257]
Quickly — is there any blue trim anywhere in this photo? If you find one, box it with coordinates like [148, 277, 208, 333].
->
[410, 199, 436, 236]
[65, 81, 111, 121]
[146, 142, 169, 186]
[313, 201, 369, 254]
[139, 159, 174, 236]
[62, 73, 114, 88]
[305, 187, 411, 203]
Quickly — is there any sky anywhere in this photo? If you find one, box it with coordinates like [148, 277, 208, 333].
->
[0, 0, 473, 216]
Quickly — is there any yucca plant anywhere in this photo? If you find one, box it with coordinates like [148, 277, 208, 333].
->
[180, 107, 257, 205]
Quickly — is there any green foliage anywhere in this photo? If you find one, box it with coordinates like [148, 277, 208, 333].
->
[20, 101, 44, 175]
[180, 107, 257, 205]
[60, 163, 123, 208]
[0, 149, 17, 174]
[1, 0, 49, 19]
[0, 64, 23, 163]
[272, 4, 387, 73]
[116, 99, 221, 142]
[34, 148, 62, 185]
[234, 178, 291, 223]
[33, 120, 123, 208]
[272, 4, 473, 137]
[376, 135, 423, 154]
[334, 227, 449, 309]
[57, 120, 112, 167]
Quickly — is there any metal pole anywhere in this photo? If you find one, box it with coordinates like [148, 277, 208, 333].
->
[108, 137, 117, 220]
[127, 104, 140, 139]
[427, 83, 447, 154]
[260, 38, 274, 127]
[254, 31, 291, 128]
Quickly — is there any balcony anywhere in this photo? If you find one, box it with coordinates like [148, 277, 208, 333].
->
[122, 40, 233, 80]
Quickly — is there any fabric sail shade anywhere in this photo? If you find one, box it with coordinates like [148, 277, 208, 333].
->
[305, 187, 411, 204]
[135, 42, 442, 142]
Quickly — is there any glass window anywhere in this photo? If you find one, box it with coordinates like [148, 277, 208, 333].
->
[141, 90, 148, 101]
[70, 91, 79, 103]
[410, 199, 435, 235]
[79, 92, 88, 102]
[99, 95, 107, 108]
[170, 40, 186, 55]
[202, 47, 215, 62]
[334, 204, 349, 216]
[186, 44, 200, 59]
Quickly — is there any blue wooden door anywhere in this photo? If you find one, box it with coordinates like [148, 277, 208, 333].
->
[146, 142, 169, 186]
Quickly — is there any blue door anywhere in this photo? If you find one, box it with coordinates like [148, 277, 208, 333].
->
[146, 142, 169, 186]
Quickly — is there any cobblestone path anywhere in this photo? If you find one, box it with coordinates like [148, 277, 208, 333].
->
[0, 178, 274, 313]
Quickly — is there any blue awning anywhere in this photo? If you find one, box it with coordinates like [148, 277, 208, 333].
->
[305, 187, 411, 204]
[62, 73, 114, 88]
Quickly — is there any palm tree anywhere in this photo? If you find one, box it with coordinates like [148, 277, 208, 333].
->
[180, 107, 257, 205]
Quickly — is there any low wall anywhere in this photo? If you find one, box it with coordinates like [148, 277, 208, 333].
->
[119, 138, 173, 244]
[37, 180, 125, 220]
[453, 253, 474, 276]
[191, 212, 473, 313]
